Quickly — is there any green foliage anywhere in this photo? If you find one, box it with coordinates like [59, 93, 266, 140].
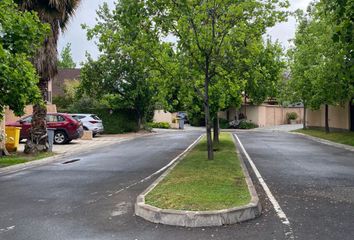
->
[322, 0, 354, 90]
[145, 133, 251, 211]
[219, 118, 230, 129]
[52, 80, 80, 112]
[0, 0, 49, 119]
[58, 43, 76, 68]
[286, 3, 352, 111]
[244, 39, 286, 105]
[238, 121, 259, 129]
[295, 129, 354, 147]
[146, 122, 170, 129]
[77, 108, 139, 134]
[286, 112, 298, 120]
[80, 2, 158, 127]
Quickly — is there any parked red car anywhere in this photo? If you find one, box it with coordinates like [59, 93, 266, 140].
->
[6, 113, 83, 144]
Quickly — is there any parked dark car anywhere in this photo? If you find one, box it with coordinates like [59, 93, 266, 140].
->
[6, 113, 83, 144]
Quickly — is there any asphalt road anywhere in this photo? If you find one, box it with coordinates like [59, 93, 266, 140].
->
[236, 130, 354, 240]
[0, 130, 353, 240]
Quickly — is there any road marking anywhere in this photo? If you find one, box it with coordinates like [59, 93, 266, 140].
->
[109, 134, 204, 196]
[234, 133, 295, 240]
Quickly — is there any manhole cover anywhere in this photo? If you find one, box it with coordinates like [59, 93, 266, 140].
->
[62, 159, 80, 164]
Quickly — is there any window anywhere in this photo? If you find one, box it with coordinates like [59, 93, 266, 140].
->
[91, 115, 101, 120]
[46, 115, 57, 122]
[57, 115, 66, 122]
[21, 116, 32, 123]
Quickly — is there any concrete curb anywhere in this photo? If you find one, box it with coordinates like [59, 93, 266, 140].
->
[0, 133, 155, 176]
[290, 132, 354, 153]
[135, 134, 262, 227]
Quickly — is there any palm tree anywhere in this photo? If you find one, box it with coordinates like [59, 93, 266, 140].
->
[16, 0, 81, 153]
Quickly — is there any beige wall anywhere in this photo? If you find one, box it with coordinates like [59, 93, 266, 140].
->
[153, 110, 180, 129]
[0, 115, 5, 151]
[5, 104, 57, 123]
[224, 104, 304, 127]
[307, 103, 350, 130]
[153, 110, 173, 124]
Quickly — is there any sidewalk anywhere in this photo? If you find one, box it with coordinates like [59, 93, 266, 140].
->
[17, 131, 153, 155]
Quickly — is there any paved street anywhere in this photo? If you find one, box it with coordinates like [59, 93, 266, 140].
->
[0, 130, 353, 240]
[236, 131, 354, 240]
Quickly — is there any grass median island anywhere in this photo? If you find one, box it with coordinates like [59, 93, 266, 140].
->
[294, 129, 354, 147]
[145, 133, 251, 211]
[0, 152, 54, 168]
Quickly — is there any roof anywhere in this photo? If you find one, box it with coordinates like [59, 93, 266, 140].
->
[52, 68, 81, 97]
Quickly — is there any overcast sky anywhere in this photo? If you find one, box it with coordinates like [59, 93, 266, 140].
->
[58, 0, 312, 66]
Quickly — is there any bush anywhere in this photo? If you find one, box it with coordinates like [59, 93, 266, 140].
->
[238, 120, 258, 129]
[146, 122, 170, 129]
[219, 118, 229, 129]
[286, 112, 298, 120]
[73, 108, 139, 134]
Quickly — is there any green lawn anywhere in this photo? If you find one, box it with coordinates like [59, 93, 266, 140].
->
[145, 133, 251, 211]
[0, 152, 54, 168]
[294, 129, 354, 147]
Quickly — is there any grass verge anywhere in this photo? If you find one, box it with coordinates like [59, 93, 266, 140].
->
[145, 133, 251, 211]
[0, 152, 55, 168]
[294, 129, 354, 147]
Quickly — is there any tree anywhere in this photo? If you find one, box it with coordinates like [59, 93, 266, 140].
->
[16, 0, 81, 153]
[80, 2, 158, 128]
[0, 0, 49, 155]
[58, 43, 76, 68]
[322, 0, 354, 92]
[288, 4, 351, 132]
[145, 0, 288, 159]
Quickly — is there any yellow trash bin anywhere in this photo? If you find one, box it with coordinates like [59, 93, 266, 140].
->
[5, 127, 21, 152]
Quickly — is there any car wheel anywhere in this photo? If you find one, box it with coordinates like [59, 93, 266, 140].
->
[54, 131, 68, 144]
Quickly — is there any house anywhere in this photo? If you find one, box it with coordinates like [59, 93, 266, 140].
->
[52, 68, 81, 97]
[219, 99, 304, 127]
[306, 100, 354, 131]
[4, 77, 57, 123]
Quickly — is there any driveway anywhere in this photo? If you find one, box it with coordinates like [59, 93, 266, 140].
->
[236, 130, 354, 240]
[1, 130, 353, 240]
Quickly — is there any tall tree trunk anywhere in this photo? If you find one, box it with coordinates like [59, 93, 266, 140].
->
[325, 104, 330, 133]
[0, 112, 9, 156]
[137, 110, 142, 130]
[204, 57, 213, 160]
[244, 94, 247, 118]
[24, 79, 49, 154]
[213, 115, 219, 145]
[204, 104, 213, 160]
[303, 105, 307, 129]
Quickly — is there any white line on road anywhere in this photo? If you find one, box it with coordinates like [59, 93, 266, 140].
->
[234, 133, 295, 240]
[109, 134, 204, 196]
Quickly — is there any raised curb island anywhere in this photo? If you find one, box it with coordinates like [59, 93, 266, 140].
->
[135, 134, 262, 227]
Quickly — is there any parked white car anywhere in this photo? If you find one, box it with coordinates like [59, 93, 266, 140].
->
[70, 114, 104, 137]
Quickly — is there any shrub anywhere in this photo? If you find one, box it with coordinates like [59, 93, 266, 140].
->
[238, 120, 258, 129]
[219, 118, 230, 129]
[286, 112, 298, 120]
[73, 108, 139, 134]
[146, 122, 170, 129]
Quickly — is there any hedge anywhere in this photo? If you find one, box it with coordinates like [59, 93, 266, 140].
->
[73, 108, 139, 134]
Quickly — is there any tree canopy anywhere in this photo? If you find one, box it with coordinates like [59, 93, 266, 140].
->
[58, 43, 76, 68]
[286, 2, 353, 131]
[0, 0, 49, 120]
